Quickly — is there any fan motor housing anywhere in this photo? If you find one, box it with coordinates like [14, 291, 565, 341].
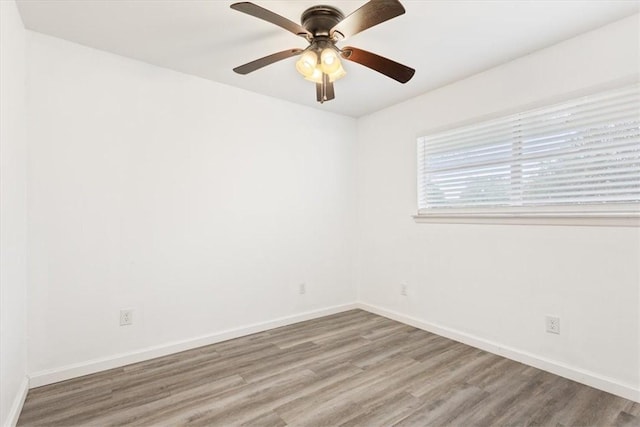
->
[301, 5, 344, 37]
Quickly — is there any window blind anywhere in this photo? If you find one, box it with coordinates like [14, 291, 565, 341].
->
[417, 84, 640, 215]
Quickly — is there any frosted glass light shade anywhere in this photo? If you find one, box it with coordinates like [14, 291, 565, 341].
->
[295, 51, 318, 78]
[320, 48, 341, 74]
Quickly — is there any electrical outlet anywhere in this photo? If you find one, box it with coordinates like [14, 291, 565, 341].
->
[120, 309, 133, 326]
[299, 283, 306, 295]
[546, 315, 560, 334]
[400, 283, 408, 296]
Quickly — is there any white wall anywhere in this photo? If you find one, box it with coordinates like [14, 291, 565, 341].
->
[26, 32, 357, 379]
[356, 14, 640, 400]
[0, 0, 29, 425]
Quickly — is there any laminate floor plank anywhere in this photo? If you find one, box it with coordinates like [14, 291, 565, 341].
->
[613, 411, 640, 427]
[337, 391, 422, 427]
[274, 354, 418, 424]
[18, 309, 638, 426]
[97, 375, 248, 427]
[394, 383, 490, 427]
[456, 369, 551, 426]
[177, 370, 320, 426]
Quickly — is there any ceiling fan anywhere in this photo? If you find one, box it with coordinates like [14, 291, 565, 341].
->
[230, 0, 415, 103]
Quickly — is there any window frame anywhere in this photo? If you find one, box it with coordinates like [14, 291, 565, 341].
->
[414, 82, 640, 227]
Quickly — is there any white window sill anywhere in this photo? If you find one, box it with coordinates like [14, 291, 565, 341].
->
[413, 212, 640, 227]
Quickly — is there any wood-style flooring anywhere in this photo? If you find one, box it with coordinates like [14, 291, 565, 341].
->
[18, 309, 640, 426]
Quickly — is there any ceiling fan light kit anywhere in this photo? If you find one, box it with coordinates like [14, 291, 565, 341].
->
[231, 0, 415, 104]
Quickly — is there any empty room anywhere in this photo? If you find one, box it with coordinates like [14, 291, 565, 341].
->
[1, 0, 639, 425]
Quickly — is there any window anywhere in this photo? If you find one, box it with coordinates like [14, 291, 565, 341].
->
[416, 84, 640, 226]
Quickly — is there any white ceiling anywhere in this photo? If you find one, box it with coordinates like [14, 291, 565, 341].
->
[16, 0, 640, 117]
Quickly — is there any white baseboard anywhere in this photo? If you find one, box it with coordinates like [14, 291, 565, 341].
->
[356, 302, 640, 403]
[27, 301, 640, 404]
[4, 376, 29, 427]
[28, 303, 358, 388]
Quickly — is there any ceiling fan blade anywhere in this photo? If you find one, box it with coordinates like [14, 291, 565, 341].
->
[233, 49, 304, 75]
[341, 46, 414, 83]
[231, 2, 311, 38]
[330, 0, 405, 40]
